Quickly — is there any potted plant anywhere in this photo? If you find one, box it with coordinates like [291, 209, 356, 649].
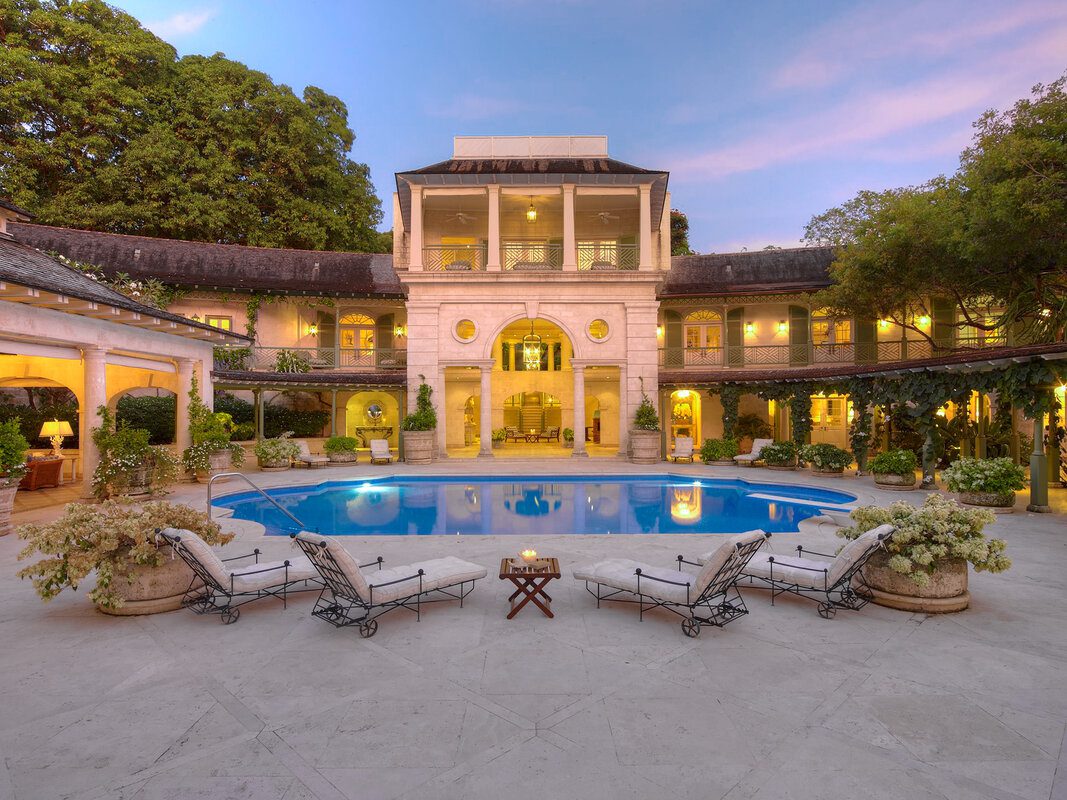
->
[323, 435, 360, 463]
[401, 379, 437, 465]
[800, 443, 852, 475]
[941, 457, 1026, 510]
[868, 449, 919, 490]
[700, 438, 738, 466]
[181, 378, 244, 481]
[0, 419, 29, 536]
[17, 500, 233, 615]
[562, 428, 574, 449]
[491, 428, 507, 449]
[254, 431, 299, 470]
[838, 494, 1010, 612]
[630, 393, 661, 464]
[91, 406, 179, 499]
[761, 441, 799, 470]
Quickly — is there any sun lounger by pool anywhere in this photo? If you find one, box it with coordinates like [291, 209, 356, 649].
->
[295, 439, 329, 469]
[369, 439, 394, 464]
[668, 436, 694, 463]
[734, 438, 773, 465]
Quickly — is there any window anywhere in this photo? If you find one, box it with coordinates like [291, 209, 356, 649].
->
[205, 315, 233, 331]
[455, 319, 477, 342]
[812, 312, 851, 346]
[683, 310, 722, 364]
[588, 319, 609, 341]
[339, 312, 376, 366]
[578, 240, 618, 270]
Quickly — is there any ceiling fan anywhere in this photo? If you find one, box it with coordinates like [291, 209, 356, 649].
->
[445, 212, 477, 224]
[591, 211, 620, 225]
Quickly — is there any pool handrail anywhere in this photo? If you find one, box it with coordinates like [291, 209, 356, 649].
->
[207, 472, 310, 533]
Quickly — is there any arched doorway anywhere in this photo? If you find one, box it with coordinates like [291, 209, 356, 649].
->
[669, 389, 700, 448]
[344, 391, 399, 447]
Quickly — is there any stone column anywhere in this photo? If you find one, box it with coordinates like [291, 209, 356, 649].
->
[486, 185, 501, 271]
[1027, 403, 1051, 512]
[976, 392, 987, 458]
[253, 389, 264, 441]
[174, 358, 195, 452]
[409, 185, 424, 270]
[638, 184, 653, 270]
[562, 184, 577, 271]
[478, 366, 493, 457]
[81, 347, 107, 497]
[572, 365, 587, 457]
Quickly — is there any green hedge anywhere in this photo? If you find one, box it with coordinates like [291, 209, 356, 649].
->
[0, 399, 80, 449]
[116, 395, 176, 444]
[212, 392, 328, 438]
[214, 392, 254, 424]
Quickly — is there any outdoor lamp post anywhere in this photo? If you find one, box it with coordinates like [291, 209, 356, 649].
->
[40, 419, 74, 456]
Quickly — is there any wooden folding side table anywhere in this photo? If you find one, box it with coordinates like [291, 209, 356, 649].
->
[499, 558, 560, 619]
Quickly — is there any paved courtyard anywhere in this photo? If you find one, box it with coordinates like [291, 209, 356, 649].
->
[1, 463, 1065, 800]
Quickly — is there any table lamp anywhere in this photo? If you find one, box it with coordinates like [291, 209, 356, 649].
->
[39, 419, 73, 456]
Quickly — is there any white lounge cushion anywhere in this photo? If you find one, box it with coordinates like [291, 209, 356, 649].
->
[367, 557, 488, 603]
[229, 556, 320, 593]
[734, 438, 773, 462]
[573, 559, 696, 604]
[296, 440, 329, 464]
[296, 531, 373, 602]
[827, 525, 893, 585]
[695, 530, 767, 588]
[162, 528, 231, 590]
[744, 553, 832, 590]
[369, 439, 392, 461]
[671, 437, 694, 460]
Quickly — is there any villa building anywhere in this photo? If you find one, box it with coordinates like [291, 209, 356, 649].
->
[4, 135, 1065, 476]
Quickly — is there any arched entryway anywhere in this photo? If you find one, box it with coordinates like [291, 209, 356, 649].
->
[668, 389, 701, 449]
[344, 391, 400, 447]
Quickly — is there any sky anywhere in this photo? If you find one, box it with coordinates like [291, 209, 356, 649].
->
[114, 0, 1067, 254]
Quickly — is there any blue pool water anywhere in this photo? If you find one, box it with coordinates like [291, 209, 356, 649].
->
[214, 475, 856, 536]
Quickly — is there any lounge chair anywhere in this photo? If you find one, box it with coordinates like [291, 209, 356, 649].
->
[538, 426, 560, 442]
[573, 530, 770, 637]
[668, 436, 694, 463]
[295, 439, 329, 469]
[158, 528, 322, 624]
[292, 531, 487, 637]
[369, 439, 393, 464]
[504, 426, 522, 442]
[732, 524, 895, 618]
[734, 438, 773, 466]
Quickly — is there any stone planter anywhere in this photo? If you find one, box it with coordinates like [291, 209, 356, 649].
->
[491, 439, 503, 450]
[125, 463, 151, 496]
[709, 459, 736, 466]
[403, 430, 435, 465]
[812, 467, 846, 477]
[258, 458, 291, 472]
[194, 449, 235, 483]
[327, 451, 358, 464]
[959, 490, 1015, 511]
[765, 463, 797, 471]
[862, 552, 969, 613]
[564, 440, 574, 449]
[874, 473, 917, 491]
[96, 552, 204, 616]
[0, 483, 18, 537]
[629, 430, 661, 465]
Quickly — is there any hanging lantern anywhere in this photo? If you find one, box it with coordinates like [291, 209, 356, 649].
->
[522, 322, 542, 371]
[526, 197, 537, 223]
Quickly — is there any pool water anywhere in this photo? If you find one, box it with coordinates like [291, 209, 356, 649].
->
[214, 475, 856, 536]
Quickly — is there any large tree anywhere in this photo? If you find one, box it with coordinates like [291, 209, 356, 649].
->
[0, 0, 386, 252]
[670, 209, 695, 256]
[807, 76, 1067, 343]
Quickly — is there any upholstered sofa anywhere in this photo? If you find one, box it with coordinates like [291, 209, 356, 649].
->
[19, 457, 64, 490]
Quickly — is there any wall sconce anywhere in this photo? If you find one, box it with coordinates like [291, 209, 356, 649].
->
[936, 405, 947, 418]
[776, 320, 787, 334]
[393, 325, 407, 337]
[190, 314, 201, 322]
[305, 323, 319, 336]
[656, 325, 664, 337]
[878, 319, 890, 330]
[526, 198, 537, 223]
[744, 322, 756, 335]
[917, 315, 931, 327]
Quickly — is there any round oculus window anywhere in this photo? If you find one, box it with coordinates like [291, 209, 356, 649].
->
[455, 319, 477, 341]
[588, 319, 609, 341]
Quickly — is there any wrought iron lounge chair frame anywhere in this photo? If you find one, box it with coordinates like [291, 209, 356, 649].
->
[292, 536, 481, 638]
[158, 529, 322, 624]
[742, 530, 893, 619]
[581, 533, 769, 637]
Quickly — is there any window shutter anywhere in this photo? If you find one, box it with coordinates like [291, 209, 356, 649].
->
[726, 308, 745, 367]
[789, 305, 809, 365]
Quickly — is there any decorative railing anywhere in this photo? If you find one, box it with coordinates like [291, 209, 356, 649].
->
[502, 242, 563, 271]
[423, 244, 486, 272]
[577, 243, 638, 271]
[214, 346, 407, 373]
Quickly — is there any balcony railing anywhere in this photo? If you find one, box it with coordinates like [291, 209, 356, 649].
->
[423, 244, 486, 272]
[503, 242, 563, 271]
[577, 243, 638, 271]
[215, 346, 407, 373]
[658, 337, 1013, 370]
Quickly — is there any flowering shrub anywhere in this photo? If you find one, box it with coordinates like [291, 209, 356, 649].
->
[837, 494, 1009, 586]
[91, 406, 178, 499]
[17, 500, 231, 609]
[700, 438, 739, 463]
[761, 441, 798, 467]
[254, 431, 300, 464]
[868, 449, 919, 478]
[941, 457, 1026, 496]
[801, 443, 852, 471]
[182, 377, 244, 473]
[0, 418, 30, 487]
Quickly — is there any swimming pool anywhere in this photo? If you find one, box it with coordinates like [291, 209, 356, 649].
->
[214, 475, 856, 536]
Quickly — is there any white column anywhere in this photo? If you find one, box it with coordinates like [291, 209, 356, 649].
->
[617, 364, 629, 457]
[572, 365, 587, 457]
[81, 347, 107, 497]
[175, 358, 195, 452]
[486, 185, 501, 271]
[478, 366, 493, 457]
[562, 183, 577, 271]
[639, 184, 653, 270]
[436, 366, 447, 458]
[409, 184, 424, 270]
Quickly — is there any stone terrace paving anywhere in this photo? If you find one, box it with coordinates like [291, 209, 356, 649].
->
[2, 462, 1066, 800]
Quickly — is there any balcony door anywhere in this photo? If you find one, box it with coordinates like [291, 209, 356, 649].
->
[683, 310, 723, 366]
[339, 313, 375, 368]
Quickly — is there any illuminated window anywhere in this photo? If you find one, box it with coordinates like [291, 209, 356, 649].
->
[683, 310, 722, 362]
[455, 319, 476, 341]
[812, 311, 851, 345]
[588, 319, 609, 340]
[205, 315, 232, 331]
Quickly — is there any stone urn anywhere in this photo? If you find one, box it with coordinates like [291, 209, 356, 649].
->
[96, 551, 204, 616]
[960, 491, 1015, 512]
[328, 451, 358, 464]
[403, 430, 435, 465]
[125, 463, 152, 496]
[0, 483, 18, 537]
[861, 552, 969, 613]
[629, 430, 661, 465]
[874, 473, 917, 491]
[765, 462, 797, 472]
[710, 459, 735, 466]
[257, 457, 291, 472]
[195, 449, 235, 483]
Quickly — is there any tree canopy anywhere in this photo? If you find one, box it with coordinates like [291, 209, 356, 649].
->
[669, 209, 695, 255]
[0, 0, 387, 252]
[807, 76, 1067, 343]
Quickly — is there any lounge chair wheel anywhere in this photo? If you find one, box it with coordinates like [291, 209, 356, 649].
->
[359, 619, 378, 638]
[221, 607, 240, 625]
[817, 602, 836, 620]
[681, 618, 701, 638]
